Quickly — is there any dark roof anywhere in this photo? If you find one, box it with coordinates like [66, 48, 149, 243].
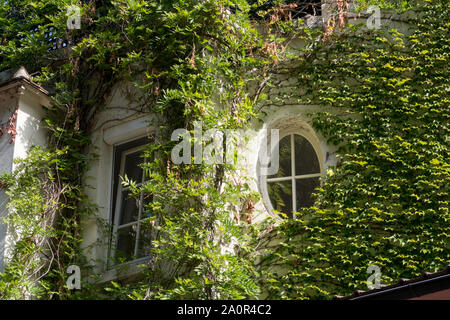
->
[334, 265, 450, 300]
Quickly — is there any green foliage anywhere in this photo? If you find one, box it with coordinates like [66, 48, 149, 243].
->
[0, 146, 96, 299]
[0, 0, 278, 299]
[258, 0, 449, 299]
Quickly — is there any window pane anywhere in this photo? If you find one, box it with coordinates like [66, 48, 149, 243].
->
[296, 177, 320, 209]
[141, 194, 153, 219]
[124, 150, 144, 183]
[119, 191, 140, 225]
[137, 219, 153, 258]
[268, 180, 293, 218]
[294, 135, 320, 175]
[116, 225, 137, 261]
[268, 135, 291, 179]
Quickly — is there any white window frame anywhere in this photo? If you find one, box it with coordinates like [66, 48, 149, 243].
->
[111, 144, 149, 264]
[260, 128, 324, 220]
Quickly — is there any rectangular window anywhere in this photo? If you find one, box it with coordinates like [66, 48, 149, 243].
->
[109, 138, 152, 265]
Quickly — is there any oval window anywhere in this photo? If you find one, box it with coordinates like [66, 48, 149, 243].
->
[266, 134, 321, 219]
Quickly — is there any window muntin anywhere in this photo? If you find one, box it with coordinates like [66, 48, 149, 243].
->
[111, 139, 152, 264]
[266, 134, 321, 219]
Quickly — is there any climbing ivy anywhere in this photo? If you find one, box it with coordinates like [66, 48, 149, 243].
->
[258, 0, 449, 299]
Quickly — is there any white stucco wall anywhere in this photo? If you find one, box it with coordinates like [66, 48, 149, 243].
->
[13, 90, 48, 161]
[0, 83, 48, 272]
[0, 93, 16, 272]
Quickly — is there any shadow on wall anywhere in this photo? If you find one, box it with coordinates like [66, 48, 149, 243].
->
[0, 190, 8, 272]
[14, 102, 48, 156]
[0, 106, 15, 273]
